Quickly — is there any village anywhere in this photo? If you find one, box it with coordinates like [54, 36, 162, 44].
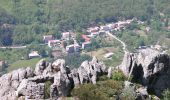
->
[30, 19, 135, 59]
[27, 18, 164, 60]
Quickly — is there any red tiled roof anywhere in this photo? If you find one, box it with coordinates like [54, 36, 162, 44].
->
[81, 35, 91, 42]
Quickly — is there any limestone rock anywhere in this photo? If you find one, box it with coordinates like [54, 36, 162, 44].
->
[107, 67, 113, 79]
[51, 72, 72, 99]
[0, 57, 108, 99]
[35, 59, 48, 75]
[120, 48, 170, 97]
[17, 79, 45, 99]
[71, 69, 80, 87]
[52, 59, 66, 73]
[136, 87, 149, 100]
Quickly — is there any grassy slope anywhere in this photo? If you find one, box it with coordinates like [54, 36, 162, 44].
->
[8, 58, 41, 72]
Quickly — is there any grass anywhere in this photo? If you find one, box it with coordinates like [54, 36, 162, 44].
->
[83, 36, 124, 67]
[84, 47, 117, 60]
[103, 49, 124, 67]
[7, 58, 41, 72]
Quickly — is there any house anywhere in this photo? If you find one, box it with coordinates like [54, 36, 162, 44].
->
[74, 44, 81, 52]
[61, 32, 75, 40]
[82, 41, 91, 49]
[100, 25, 110, 31]
[43, 35, 53, 44]
[66, 45, 75, 53]
[110, 23, 118, 29]
[104, 52, 114, 59]
[29, 51, 40, 59]
[81, 35, 91, 42]
[48, 40, 61, 48]
[87, 27, 100, 33]
[66, 44, 80, 53]
[90, 32, 100, 37]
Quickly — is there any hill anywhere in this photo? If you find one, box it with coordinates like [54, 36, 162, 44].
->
[0, 0, 170, 46]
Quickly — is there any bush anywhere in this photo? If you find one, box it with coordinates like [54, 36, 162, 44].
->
[112, 70, 127, 81]
[119, 86, 136, 100]
[63, 53, 92, 69]
[162, 89, 170, 100]
[72, 80, 123, 100]
[44, 81, 52, 99]
[98, 75, 108, 81]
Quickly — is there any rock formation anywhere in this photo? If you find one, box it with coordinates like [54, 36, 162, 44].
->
[120, 48, 170, 97]
[0, 57, 108, 100]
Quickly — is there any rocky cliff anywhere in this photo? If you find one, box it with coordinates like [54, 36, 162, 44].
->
[0, 57, 108, 100]
[119, 48, 170, 97]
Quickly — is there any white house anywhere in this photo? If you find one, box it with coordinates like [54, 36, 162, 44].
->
[87, 26, 100, 33]
[48, 40, 61, 48]
[29, 51, 40, 59]
[82, 41, 91, 49]
[43, 35, 53, 44]
[66, 44, 80, 53]
[104, 52, 114, 58]
[61, 32, 75, 40]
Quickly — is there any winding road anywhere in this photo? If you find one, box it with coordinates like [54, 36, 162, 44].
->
[106, 32, 128, 53]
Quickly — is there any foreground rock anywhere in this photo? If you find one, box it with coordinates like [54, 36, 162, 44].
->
[120, 48, 170, 97]
[0, 57, 108, 99]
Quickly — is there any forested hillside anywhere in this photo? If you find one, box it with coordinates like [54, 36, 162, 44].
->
[0, 0, 170, 46]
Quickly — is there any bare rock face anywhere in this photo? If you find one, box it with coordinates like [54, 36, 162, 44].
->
[35, 59, 48, 75]
[120, 48, 170, 96]
[0, 57, 108, 99]
[71, 69, 80, 87]
[51, 72, 72, 99]
[78, 57, 107, 84]
[0, 67, 34, 100]
[107, 67, 113, 78]
[52, 59, 66, 73]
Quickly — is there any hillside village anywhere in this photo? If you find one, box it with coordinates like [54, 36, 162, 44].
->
[19, 17, 166, 67]
[42, 19, 134, 55]
[0, 0, 170, 99]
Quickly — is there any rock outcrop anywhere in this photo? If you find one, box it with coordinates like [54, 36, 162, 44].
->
[0, 57, 108, 99]
[120, 48, 170, 97]
[0, 67, 34, 100]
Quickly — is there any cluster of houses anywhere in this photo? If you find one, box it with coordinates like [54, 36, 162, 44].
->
[41, 19, 134, 55]
[26, 19, 143, 59]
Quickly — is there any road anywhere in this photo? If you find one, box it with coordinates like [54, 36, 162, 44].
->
[0, 46, 27, 49]
[107, 32, 128, 53]
[0, 44, 46, 49]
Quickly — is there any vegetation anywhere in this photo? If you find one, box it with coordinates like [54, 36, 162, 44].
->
[8, 58, 41, 72]
[162, 89, 170, 100]
[62, 53, 92, 69]
[72, 80, 123, 100]
[0, 0, 170, 46]
[44, 81, 53, 99]
[119, 86, 136, 100]
[111, 70, 127, 81]
[0, 44, 51, 72]
[71, 70, 137, 100]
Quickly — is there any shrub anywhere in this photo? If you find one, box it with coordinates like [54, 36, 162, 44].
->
[44, 81, 52, 99]
[98, 75, 108, 81]
[119, 86, 136, 100]
[72, 80, 123, 100]
[112, 70, 127, 81]
[162, 89, 170, 100]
